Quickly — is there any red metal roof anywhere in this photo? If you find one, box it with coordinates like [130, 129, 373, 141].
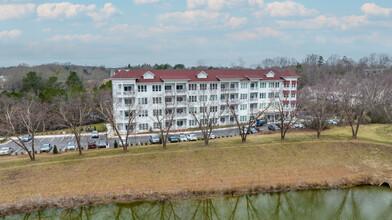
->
[111, 69, 299, 83]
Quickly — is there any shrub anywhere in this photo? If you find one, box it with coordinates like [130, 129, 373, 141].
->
[65, 148, 68, 152]
[114, 140, 118, 148]
[141, 142, 144, 145]
[34, 151, 37, 154]
[94, 126, 97, 131]
[197, 137, 204, 141]
[53, 145, 58, 154]
[130, 144, 133, 147]
[15, 152, 18, 155]
[21, 152, 24, 155]
[145, 142, 148, 145]
[80, 127, 83, 132]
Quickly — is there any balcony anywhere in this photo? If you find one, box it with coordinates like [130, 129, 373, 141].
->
[250, 87, 258, 91]
[250, 98, 258, 102]
[176, 89, 187, 94]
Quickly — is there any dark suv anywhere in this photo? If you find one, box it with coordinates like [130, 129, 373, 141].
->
[168, 135, 179, 143]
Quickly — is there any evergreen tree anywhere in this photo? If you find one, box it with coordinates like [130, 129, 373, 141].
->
[22, 71, 43, 94]
[66, 71, 83, 91]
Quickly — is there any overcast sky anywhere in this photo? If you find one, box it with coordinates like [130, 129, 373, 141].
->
[0, 0, 391, 67]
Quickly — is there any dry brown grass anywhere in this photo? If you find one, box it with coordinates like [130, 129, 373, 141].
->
[0, 124, 391, 215]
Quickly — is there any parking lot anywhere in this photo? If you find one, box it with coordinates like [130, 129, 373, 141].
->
[0, 125, 269, 156]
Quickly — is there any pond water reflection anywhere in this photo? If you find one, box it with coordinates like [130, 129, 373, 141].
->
[4, 186, 392, 219]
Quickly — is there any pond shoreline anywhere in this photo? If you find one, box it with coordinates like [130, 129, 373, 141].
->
[0, 174, 388, 217]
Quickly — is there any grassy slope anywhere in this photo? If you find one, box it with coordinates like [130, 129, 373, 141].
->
[0, 124, 391, 205]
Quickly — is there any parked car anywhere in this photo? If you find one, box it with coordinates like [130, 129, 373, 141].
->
[149, 134, 160, 144]
[293, 122, 305, 128]
[21, 134, 32, 142]
[88, 140, 97, 149]
[168, 135, 179, 143]
[91, 131, 99, 138]
[178, 135, 188, 142]
[268, 125, 280, 131]
[97, 139, 107, 148]
[249, 127, 258, 134]
[186, 134, 197, 141]
[327, 119, 337, 125]
[209, 133, 216, 139]
[0, 147, 14, 155]
[66, 142, 76, 150]
[40, 144, 52, 153]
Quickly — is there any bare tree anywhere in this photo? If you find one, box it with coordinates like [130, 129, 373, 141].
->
[274, 90, 298, 140]
[225, 95, 271, 143]
[299, 80, 335, 138]
[150, 93, 177, 149]
[55, 91, 92, 155]
[0, 95, 45, 161]
[333, 73, 388, 138]
[189, 87, 222, 146]
[96, 88, 138, 152]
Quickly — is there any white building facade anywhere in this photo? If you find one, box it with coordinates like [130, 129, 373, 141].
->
[111, 69, 299, 133]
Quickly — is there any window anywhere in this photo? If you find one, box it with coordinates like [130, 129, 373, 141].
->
[221, 94, 227, 100]
[260, 103, 266, 108]
[241, 82, 248, 89]
[124, 85, 133, 92]
[153, 97, 162, 104]
[176, 96, 185, 103]
[220, 105, 226, 111]
[176, 85, 183, 90]
[284, 83, 289, 88]
[210, 95, 217, 101]
[189, 96, 197, 102]
[189, 120, 197, 126]
[124, 111, 133, 118]
[291, 93, 296, 98]
[284, 103, 289, 108]
[240, 104, 247, 110]
[153, 109, 162, 116]
[240, 115, 247, 122]
[138, 98, 147, 105]
[240, 94, 247, 99]
[250, 83, 258, 89]
[260, 93, 266, 99]
[189, 107, 197, 114]
[177, 120, 184, 127]
[200, 107, 206, 113]
[260, 82, 266, 88]
[139, 123, 148, 130]
[139, 110, 148, 117]
[138, 85, 147, 92]
[284, 93, 289, 98]
[275, 92, 280, 98]
[275, 82, 280, 88]
[292, 82, 296, 88]
[124, 98, 133, 105]
[165, 85, 172, 91]
[152, 85, 161, 92]
[268, 82, 274, 88]
[250, 93, 257, 99]
[220, 117, 226, 123]
[199, 95, 207, 101]
[291, 103, 296, 108]
[165, 97, 172, 103]
[153, 122, 161, 129]
[200, 84, 207, 90]
[189, 84, 197, 90]
[268, 92, 274, 98]
[210, 83, 218, 90]
[210, 106, 218, 112]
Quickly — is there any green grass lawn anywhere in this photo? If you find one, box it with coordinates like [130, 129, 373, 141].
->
[0, 124, 390, 207]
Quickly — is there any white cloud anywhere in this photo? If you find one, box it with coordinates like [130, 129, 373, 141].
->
[277, 15, 368, 30]
[254, 1, 317, 17]
[227, 26, 280, 41]
[159, 10, 229, 25]
[36, 2, 95, 19]
[46, 34, 103, 42]
[0, 4, 35, 20]
[187, 0, 245, 10]
[42, 28, 51, 33]
[134, 0, 160, 4]
[226, 17, 247, 28]
[361, 3, 392, 16]
[248, 0, 263, 7]
[87, 3, 122, 22]
[0, 29, 22, 39]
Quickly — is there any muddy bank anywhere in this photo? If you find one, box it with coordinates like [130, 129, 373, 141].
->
[1, 174, 389, 217]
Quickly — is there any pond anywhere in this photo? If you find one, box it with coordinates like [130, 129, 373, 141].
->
[4, 186, 392, 219]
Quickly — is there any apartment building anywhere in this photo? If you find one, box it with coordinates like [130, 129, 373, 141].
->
[111, 69, 299, 133]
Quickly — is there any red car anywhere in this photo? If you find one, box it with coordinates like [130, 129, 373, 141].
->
[88, 140, 96, 149]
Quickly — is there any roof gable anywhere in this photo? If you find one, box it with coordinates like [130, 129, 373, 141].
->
[196, 71, 208, 79]
[266, 71, 275, 78]
[142, 71, 155, 79]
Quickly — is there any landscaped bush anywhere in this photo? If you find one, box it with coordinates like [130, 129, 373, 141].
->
[65, 148, 68, 152]
[15, 152, 18, 155]
[94, 126, 97, 131]
[21, 152, 24, 155]
[53, 145, 58, 154]
[197, 137, 204, 140]
[114, 140, 118, 148]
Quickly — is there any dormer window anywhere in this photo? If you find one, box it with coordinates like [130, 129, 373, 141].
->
[266, 71, 275, 78]
[142, 71, 155, 79]
[196, 71, 208, 79]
